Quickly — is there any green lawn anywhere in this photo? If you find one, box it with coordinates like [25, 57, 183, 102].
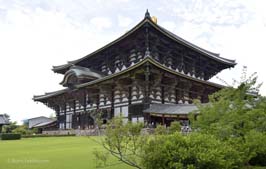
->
[0, 136, 132, 169]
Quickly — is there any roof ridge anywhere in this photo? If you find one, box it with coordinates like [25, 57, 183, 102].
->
[149, 21, 236, 64]
[52, 18, 149, 73]
[52, 14, 236, 74]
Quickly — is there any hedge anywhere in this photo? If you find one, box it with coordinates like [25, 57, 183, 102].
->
[0, 133, 21, 140]
[22, 134, 75, 138]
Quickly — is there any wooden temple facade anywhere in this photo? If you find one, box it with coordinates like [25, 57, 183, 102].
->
[33, 11, 236, 130]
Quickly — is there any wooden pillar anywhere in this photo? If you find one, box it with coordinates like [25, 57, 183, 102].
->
[175, 88, 179, 104]
[128, 86, 132, 105]
[64, 103, 67, 129]
[81, 92, 86, 129]
[181, 50, 184, 73]
[73, 100, 76, 129]
[73, 100, 76, 114]
[55, 105, 60, 129]
[83, 92, 87, 112]
[144, 63, 151, 109]
[161, 86, 165, 104]
[162, 114, 165, 125]
[111, 85, 115, 118]
[96, 94, 100, 110]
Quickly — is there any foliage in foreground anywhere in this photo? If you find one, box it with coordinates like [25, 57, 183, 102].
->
[97, 118, 145, 168]
[95, 119, 242, 169]
[190, 74, 266, 166]
[95, 73, 266, 168]
[142, 133, 241, 169]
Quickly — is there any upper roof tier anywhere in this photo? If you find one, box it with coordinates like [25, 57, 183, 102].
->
[52, 10, 236, 76]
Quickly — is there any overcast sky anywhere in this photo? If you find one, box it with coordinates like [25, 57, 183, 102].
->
[0, 0, 266, 123]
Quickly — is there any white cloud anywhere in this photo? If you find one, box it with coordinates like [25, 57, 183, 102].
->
[209, 18, 266, 95]
[160, 21, 176, 32]
[159, 0, 252, 26]
[118, 15, 133, 27]
[90, 17, 112, 30]
[0, 4, 116, 123]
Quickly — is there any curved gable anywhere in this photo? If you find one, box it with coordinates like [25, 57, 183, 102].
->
[52, 11, 236, 79]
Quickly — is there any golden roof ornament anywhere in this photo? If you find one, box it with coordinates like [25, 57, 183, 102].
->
[151, 16, 157, 24]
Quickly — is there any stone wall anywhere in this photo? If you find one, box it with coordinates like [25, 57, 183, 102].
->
[43, 128, 157, 136]
[42, 129, 104, 136]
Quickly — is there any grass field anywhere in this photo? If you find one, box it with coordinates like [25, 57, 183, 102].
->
[0, 136, 132, 169]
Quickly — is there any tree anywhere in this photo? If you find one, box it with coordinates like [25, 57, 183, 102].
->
[190, 73, 266, 166]
[142, 133, 241, 169]
[0, 114, 10, 133]
[168, 121, 181, 134]
[95, 120, 241, 169]
[95, 117, 145, 168]
[12, 125, 37, 135]
[2, 122, 18, 133]
[95, 72, 266, 168]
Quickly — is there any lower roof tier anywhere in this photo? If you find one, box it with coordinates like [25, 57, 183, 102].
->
[33, 57, 223, 109]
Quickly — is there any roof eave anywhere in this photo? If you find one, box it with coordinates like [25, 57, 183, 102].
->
[147, 20, 236, 65]
[52, 18, 150, 74]
[52, 16, 236, 74]
[34, 56, 227, 102]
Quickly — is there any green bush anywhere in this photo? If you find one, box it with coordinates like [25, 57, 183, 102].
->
[154, 125, 167, 135]
[12, 125, 38, 135]
[0, 133, 21, 140]
[142, 133, 242, 169]
[244, 130, 266, 166]
[169, 121, 181, 134]
[22, 134, 75, 138]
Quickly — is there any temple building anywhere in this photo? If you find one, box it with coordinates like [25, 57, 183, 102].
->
[33, 11, 236, 130]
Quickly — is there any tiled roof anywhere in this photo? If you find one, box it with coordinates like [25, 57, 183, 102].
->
[34, 57, 225, 101]
[32, 120, 56, 128]
[143, 103, 199, 115]
[52, 14, 236, 74]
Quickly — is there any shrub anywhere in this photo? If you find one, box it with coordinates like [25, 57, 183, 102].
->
[22, 134, 75, 138]
[142, 133, 242, 169]
[169, 121, 181, 134]
[0, 133, 21, 140]
[12, 125, 37, 135]
[154, 125, 167, 135]
[244, 130, 266, 166]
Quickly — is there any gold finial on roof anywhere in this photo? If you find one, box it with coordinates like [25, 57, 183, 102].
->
[151, 16, 157, 24]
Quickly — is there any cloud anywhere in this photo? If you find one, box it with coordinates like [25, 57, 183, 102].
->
[160, 21, 176, 32]
[118, 15, 133, 27]
[157, 0, 266, 95]
[90, 17, 112, 30]
[0, 3, 117, 123]
[158, 0, 253, 27]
